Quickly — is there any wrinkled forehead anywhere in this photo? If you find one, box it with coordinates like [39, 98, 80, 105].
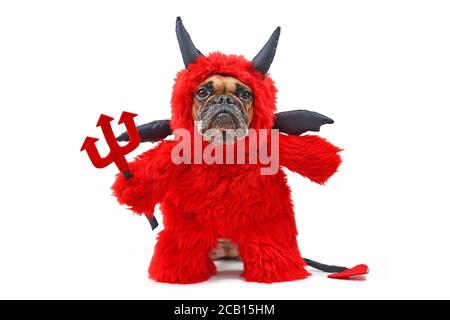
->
[200, 75, 251, 94]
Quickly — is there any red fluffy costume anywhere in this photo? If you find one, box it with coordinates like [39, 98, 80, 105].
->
[112, 26, 341, 284]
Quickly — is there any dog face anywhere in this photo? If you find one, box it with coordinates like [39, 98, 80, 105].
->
[193, 75, 253, 144]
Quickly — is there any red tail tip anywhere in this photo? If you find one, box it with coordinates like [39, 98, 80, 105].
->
[328, 264, 369, 279]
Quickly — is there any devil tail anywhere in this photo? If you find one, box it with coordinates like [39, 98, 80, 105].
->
[303, 257, 369, 279]
[304, 258, 347, 273]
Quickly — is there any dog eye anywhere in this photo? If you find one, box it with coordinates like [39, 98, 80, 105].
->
[197, 89, 209, 99]
[241, 90, 252, 100]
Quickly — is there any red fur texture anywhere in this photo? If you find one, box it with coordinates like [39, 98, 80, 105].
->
[112, 53, 342, 283]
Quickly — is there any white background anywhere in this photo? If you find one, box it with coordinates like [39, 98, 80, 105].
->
[0, 0, 449, 300]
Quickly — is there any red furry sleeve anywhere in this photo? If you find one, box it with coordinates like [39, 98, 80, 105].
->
[112, 143, 170, 217]
[279, 134, 342, 184]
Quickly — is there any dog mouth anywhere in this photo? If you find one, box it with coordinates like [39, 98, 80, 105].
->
[210, 111, 238, 130]
[196, 103, 249, 144]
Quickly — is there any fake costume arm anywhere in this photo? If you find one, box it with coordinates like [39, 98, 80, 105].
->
[112, 144, 169, 217]
[279, 134, 342, 184]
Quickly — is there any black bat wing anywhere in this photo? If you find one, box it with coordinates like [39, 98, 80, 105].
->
[116, 119, 172, 143]
[116, 110, 333, 142]
[273, 109, 334, 135]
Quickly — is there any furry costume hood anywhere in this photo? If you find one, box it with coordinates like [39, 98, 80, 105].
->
[170, 18, 279, 133]
[170, 53, 277, 133]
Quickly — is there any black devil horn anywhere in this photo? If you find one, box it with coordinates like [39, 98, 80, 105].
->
[252, 27, 281, 74]
[176, 17, 203, 68]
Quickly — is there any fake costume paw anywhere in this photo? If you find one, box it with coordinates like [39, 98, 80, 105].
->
[111, 143, 173, 216]
[241, 256, 310, 283]
[149, 230, 217, 284]
[279, 134, 342, 185]
[237, 222, 310, 283]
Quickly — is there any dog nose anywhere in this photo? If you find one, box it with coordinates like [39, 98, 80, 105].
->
[214, 95, 234, 105]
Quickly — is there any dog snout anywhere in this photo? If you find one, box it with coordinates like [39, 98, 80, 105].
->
[213, 95, 235, 105]
[211, 104, 241, 121]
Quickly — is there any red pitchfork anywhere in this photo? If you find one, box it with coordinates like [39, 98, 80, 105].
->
[81, 111, 159, 230]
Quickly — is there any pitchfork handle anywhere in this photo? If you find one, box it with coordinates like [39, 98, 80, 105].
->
[122, 170, 159, 230]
